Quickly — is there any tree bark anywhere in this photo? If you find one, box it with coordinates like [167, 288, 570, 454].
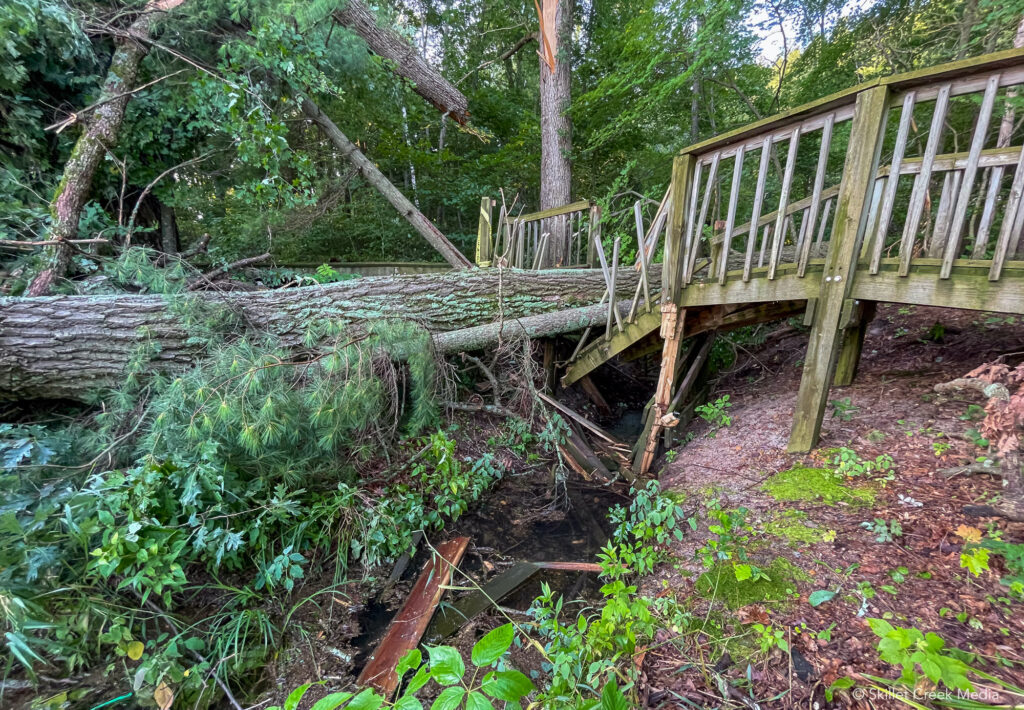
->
[27, 0, 188, 297]
[332, 0, 469, 124]
[159, 202, 179, 255]
[538, 0, 574, 267]
[300, 97, 473, 270]
[0, 267, 656, 400]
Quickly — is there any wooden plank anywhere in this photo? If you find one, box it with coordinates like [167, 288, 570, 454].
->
[891, 62, 1024, 102]
[518, 200, 591, 222]
[744, 136, 773, 282]
[476, 197, 493, 266]
[678, 48, 1024, 161]
[424, 562, 540, 644]
[533, 561, 605, 572]
[852, 261, 1024, 315]
[789, 84, 889, 453]
[798, 113, 835, 277]
[869, 91, 916, 274]
[587, 204, 601, 267]
[562, 309, 662, 386]
[898, 82, 951, 276]
[834, 300, 877, 386]
[666, 332, 714, 413]
[719, 146, 746, 284]
[537, 391, 622, 445]
[940, 73, 1001, 278]
[768, 127, 801, 280]
[609, 237, 623, 334]
[989, 143, 1024, 281]
[578, 375, 612, 416]
[357, 537, 470, 696]
[880, 145, 1022, 176]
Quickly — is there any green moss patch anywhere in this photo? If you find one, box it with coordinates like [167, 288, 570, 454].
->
[761, 467, 875, 506]
[764, 510, 827, 544]
[695, 557, 807, 610]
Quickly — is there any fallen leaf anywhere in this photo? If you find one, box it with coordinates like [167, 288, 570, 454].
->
[154, 682, 174, 710]
[956, 525, 983, 543]
[126, 640, 144, 661]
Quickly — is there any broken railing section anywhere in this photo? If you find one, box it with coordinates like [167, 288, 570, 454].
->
[476, 197, 600, 269]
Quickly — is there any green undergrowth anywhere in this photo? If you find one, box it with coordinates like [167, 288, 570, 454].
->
[762, 466, 876, 506]
[696, 557, 808, 609]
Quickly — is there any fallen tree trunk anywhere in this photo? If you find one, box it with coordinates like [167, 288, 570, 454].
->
[301, 96, 472, 269]
[332, 0, 469, 124]
[0, 267, 656, 400]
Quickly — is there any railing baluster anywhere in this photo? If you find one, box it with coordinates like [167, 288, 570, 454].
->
[815, 198, 832, 254]
[719, 146, 745, 284]
[974, 168, 1003, 258]
[988, 145, 1024, 281]
[744, 136, 772, 281]
[768, 127, 801, 280]
[929, 171, 960, 257]
[941, 73, 1001, 278]
[610, 237, 623, 333]
[758, 223, 770, 267]
[899, 82, 951, 276]
[688, 153, 720, 282]
[681, 159, 704, 287]
[869, 92, 916, 274]
[798, 113, 835, 277]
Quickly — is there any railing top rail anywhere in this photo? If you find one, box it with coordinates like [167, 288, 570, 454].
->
[678, 46, 1024, 160]
[515, 199, 593, 222]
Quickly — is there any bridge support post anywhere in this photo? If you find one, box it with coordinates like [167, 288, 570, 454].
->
[833, 300, 876, 386]
[789, 85, 890, 453]
[636, 154, 695, 475]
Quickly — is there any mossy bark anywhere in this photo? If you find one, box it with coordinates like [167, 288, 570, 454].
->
[27, 0, 187, 296]
[1, 267, 655, 400]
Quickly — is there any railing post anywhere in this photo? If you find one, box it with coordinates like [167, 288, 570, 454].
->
[475, 196, 493, 267]
[664, 154, 696, 304]
[789, 85, 889, 453]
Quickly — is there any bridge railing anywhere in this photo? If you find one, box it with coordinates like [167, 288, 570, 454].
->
[666, 47, 1024, 299]
[477, 198, 601, 269]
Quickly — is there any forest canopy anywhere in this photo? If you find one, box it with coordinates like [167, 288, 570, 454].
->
[2, 0, 1019, 277]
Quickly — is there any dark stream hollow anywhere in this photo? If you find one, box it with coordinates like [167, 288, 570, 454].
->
[349, 479, 625, 672]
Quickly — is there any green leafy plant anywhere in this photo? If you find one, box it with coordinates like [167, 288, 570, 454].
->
[695, 395, 732, 436]
[832, 447, 894, 480]
[267, 624, 534, 709]
[829, 397, 859, 421]
[861, 518, 902, 543]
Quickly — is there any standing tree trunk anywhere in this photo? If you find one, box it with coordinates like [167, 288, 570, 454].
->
[300, 97, 472, 269]
[538, 0, 574, 267]
[27, 0, 188, 297]
[159, 202, 179, 255]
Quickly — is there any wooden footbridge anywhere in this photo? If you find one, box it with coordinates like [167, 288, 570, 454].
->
[478, 48, 1024, 476]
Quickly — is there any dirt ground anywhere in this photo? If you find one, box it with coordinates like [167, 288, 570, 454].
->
[642, 304, 1024, 708]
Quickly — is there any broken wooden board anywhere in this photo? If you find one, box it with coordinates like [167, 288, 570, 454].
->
[424, 560, 604, 643]
[357, 537, 470, 696]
